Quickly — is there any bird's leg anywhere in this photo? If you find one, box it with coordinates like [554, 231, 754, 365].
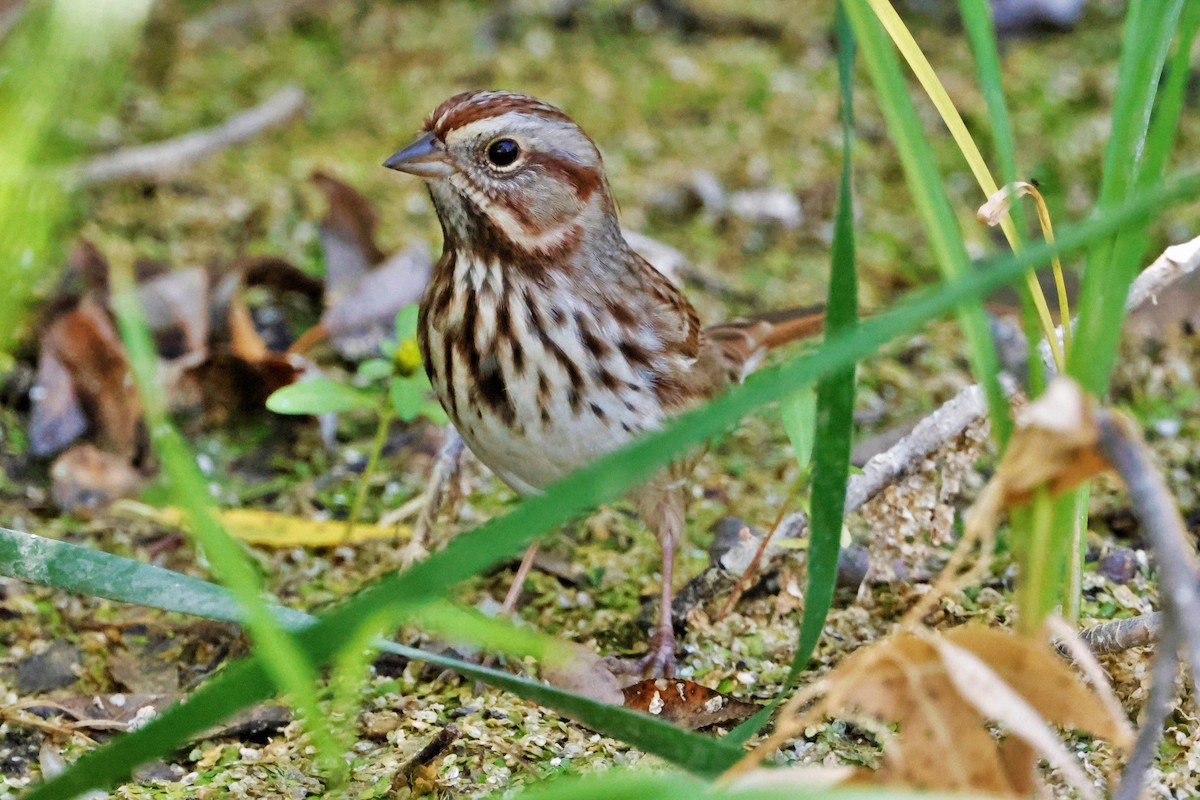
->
[474, 543, 539, 679]
[500, 543, 539, 617]
[634, 483, 685, 677]
[636, 532, 678, 677]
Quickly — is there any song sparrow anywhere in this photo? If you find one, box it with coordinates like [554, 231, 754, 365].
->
[385, 90, 822, 676]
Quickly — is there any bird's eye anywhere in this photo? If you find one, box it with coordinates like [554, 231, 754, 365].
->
[486, 138, 521, 167]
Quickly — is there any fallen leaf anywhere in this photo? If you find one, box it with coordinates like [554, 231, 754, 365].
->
[311, 171, 432, 359]
[238, 254, 324, 305]
[121, 504, 412, 547]
[622, 678, 758, 729]
[940, 626, 1133, 747]
[39, 694, 173, 732]
[50, 444, 143, 516]
[36, 297, 143, 459]
[996, 377, 1109, 505]
[312, 170, 386, 271]
[137, 267, 209, 359]
[540, 645, 624, 706]
[931, 635, 1100, 799]
[28, 345, 87, 457]
[321, 242, 432, 359]
[741, 625, 1128, 797]
[108, 645, 181, 695]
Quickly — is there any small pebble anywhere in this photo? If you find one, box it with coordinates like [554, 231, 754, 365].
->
[836, 545, 869, 592]
[1099, 547, 1139, 584]
[1153, 417, 1181, 438]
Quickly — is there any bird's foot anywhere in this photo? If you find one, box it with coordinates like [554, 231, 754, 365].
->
[632, 626, 677, 678]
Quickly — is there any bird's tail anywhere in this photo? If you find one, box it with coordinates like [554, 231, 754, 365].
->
[703, 304, 827, 382]
[750, 304, 827, 350]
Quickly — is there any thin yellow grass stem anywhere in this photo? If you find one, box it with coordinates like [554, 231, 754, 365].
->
[1022, 182, 1073, 354]
[865, 0, 1065, 369]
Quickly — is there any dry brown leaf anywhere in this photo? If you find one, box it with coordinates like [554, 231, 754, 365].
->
[38, 694, 174, 732]
[931, 635, 1100, 800]
[137, 267, 209, 359]
[737, 626, 1127, 797]
[995, 378, 1109, 505]
[622, 678, 758, 729]
[107, 646, 181, 695]
[228, 293, 270, 362]
[39, 298, 143, 459]
[50, 444, 143, 516]
[320, 241, 432, 359]
[28, 345, 87, 457]
[539, 645, 623, 706]
[941, 627, 1134, 747]
[840, 636, 1018, 794]
[311, 170, 386, 270]
[237, 254, 325, 305]
[311, 171, 432, 359]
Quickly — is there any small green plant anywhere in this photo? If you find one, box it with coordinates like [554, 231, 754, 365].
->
[267, 306, 446, 538]
[266, 306, 447, 424]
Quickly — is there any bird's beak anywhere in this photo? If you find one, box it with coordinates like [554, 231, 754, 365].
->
[383, 132, 453, 178]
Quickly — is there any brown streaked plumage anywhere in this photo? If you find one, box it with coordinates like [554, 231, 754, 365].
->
[386, 90, 823, 676]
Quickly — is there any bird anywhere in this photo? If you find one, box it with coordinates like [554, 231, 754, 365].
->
[384, 90, 823, 676]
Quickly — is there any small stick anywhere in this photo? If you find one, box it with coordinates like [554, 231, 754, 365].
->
[72, 85, 307, 184]
[1113, 623, 1180, 800]
[1095, 411, 1200, 692]
[716, 498, 793, 619]
[393, 725, 459, 790]
[1078, 612, 1162, 655]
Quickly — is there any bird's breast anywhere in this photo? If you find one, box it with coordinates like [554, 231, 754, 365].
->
[418, 258, 668, 493]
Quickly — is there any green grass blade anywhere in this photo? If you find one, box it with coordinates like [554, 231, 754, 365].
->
[957, 2, 1020, 226]
[0, 527, 741, 796]
[0, 1, 151, 362]
[780, 388, 817, 470]
[1096, 1, 1183, 207]
[794, 0, 858, 686]
[495, 769, 962, 800]
[1069, 1, 1184, 393]
[732, 7, 858, 745]
[957, 0, 1046, 394]
[1140, 5, 1200, 187]
[108, 264, 344, 773]
[21, 168, 1200, 797]
[845, 0, 1011, 445]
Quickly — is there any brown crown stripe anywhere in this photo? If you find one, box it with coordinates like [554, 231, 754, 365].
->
[426, 91, 574, 139]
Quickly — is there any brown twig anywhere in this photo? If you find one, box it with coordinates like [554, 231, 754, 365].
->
[393, 725, 459, 791]
[1095, 411, 1200, 690]
[716, 498, 793, 619]
[1114, 622, 1180, 800]
[1078, 612, 1162, 655]
[675, 379, 1002, 618]
[72, 85, 308, 185]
